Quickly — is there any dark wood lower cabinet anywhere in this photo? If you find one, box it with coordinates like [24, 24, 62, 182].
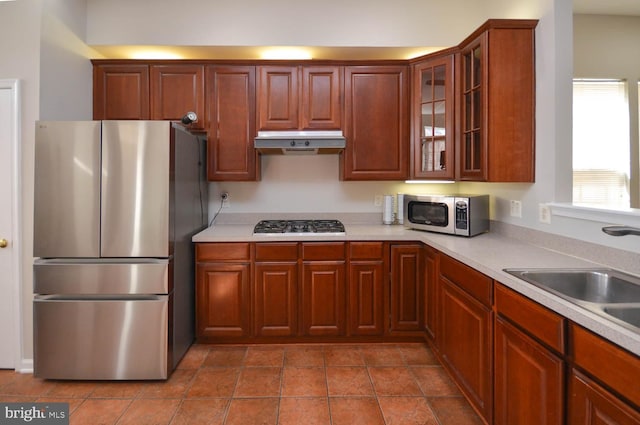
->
[301, 262, 346, 336]
[440, 277, 492, 422]
[423, 245, 438, 342]
[195, 262, 251, 339]
[389, 244, 423, 332]
[254, 262, 298, 337]
[569, 370, 640, 425]
[348, 262, 384, 335]
[494, 316, 564, 425]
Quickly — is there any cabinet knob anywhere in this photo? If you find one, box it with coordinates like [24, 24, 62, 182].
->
[0, 239, 8, 248]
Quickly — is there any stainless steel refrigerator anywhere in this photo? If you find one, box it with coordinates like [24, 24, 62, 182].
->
[33, 120, 207, 380]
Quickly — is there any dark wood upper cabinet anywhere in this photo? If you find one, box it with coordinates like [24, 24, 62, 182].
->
[411, 53, 455, 180]
[257, 65, 342, 131]
[150, 64, 205, 130]
[206, 66, 259, 181]
[456, 20, 537, 182]
[93, 64, 150, 120]
[342, 65, 409, 180]
[301, 66, 342, 129]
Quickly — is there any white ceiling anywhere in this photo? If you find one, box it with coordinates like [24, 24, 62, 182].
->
[573, 0, 640, 16]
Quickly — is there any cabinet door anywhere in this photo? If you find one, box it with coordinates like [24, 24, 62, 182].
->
[423, 245, 438, 341]
[348, 261, 384, 335]
[569, 370, 640, 425]
[254, 262, 298, 337]
[494, 316, 564, 425]
[440, 276, 492, 422]
[458, 37, 486, 181]
[389, 244, 423, 332]
[342, 66, 409, 180]
[196, 262, 251, 340]
[150, 65, 205, 130]
[257, 66, 298, 130]
[206, 66, 258, 181]
[457, 22, 536, 182]
[93, 64, 149, 120]
[301, 66, 342, 129]
[411, 55, 455, 179]
[301, 262, 346, 336]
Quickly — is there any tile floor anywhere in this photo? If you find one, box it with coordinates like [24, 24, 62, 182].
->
[0, 343, 483, 425]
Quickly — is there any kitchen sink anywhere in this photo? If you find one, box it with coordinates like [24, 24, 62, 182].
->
[504, 268, 640, 334]
[603, 306, 640, 329]
[503, 269, 640, 304]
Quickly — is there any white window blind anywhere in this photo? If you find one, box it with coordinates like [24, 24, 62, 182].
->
[572, 79, 630, 208]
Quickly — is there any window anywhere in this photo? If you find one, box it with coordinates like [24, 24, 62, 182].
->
[572, 79, 630, 208]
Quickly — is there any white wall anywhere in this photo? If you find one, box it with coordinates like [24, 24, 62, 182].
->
[86, 0, 485, 48]
[0, 0, 96, 364]
[0, 0, 42, 368]
[40, 0, 98, 120]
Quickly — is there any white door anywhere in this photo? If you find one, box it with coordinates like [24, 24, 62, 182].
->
[0, 79, 20, 369]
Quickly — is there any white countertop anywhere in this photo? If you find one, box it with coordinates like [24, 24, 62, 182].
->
[193, 222, 640, 356]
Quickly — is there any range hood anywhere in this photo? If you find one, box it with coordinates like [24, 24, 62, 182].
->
[254, 130, 346, 155]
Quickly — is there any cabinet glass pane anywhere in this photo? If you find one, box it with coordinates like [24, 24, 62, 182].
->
[465, 93, 472, 130]
[464, 133, 472, 170]
[464, 53, 472, 90]
[473, 130, 482, 170]
[473, 90, 481, 129]
[433, 65, 446, 101]
[421, 138, 447, 172]
[421, 69, 434, 103]
[473, 47, 482, 87]
[434, 101, 445, 130]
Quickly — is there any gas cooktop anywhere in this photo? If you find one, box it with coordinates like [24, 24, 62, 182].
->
[253, 219, 346, 236]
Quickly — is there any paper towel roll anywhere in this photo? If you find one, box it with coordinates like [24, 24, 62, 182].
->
[396, 193, 404, 224]
[383, 195, 394, 224]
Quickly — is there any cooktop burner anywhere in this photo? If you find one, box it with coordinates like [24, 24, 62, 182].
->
[253, 219, 346, 235]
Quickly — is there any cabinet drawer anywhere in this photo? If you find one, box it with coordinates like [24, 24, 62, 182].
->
[440, 254, 492, 307]
[196, 243, 250, 261]
[571, 323, 640, 408]
[495, 283, 565, 353]
[302, 242, 346, 261]
[349, 242, 384, 260]
[255, 242, 298, 261]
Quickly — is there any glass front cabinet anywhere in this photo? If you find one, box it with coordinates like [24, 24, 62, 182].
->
[411, 54, 455, 180]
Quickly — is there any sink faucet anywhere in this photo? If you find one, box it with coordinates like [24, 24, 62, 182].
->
[602, 225, 640, 237]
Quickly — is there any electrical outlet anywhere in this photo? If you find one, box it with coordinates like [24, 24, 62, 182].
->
[221, 192, 230, 208]
[539, 203, 551, 224]
[374, 195, 383, 206]
[510, 200, 522, 218]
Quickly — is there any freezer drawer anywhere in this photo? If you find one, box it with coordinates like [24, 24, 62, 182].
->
[34, 295, 169, 380]
[33, 259, 169, 295]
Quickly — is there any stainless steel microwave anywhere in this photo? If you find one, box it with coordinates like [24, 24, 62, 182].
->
[403, 194, 490, 237]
